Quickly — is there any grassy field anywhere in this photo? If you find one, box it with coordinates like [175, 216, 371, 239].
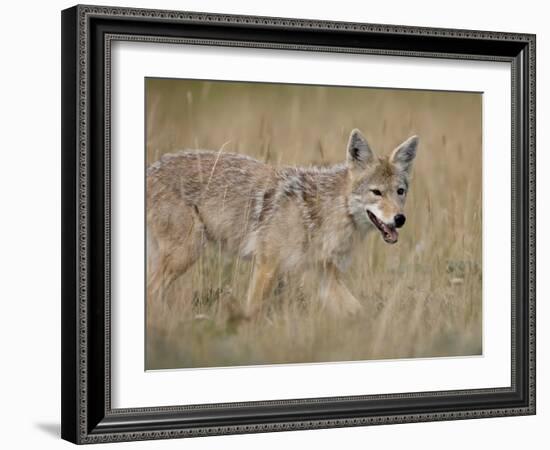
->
[145, 78, 482, 369]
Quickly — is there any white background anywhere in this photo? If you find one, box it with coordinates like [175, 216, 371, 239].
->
[0, 0, 545, 449]
[113, 43, 511, 407]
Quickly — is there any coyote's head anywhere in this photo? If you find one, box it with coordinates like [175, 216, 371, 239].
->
[346, 129, 419, 244]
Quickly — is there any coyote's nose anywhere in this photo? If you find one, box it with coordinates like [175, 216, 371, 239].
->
[394, 214, 406, 228]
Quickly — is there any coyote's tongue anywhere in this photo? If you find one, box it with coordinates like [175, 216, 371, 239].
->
[381, 222, 398, 244]
[366, 210, 399, 244]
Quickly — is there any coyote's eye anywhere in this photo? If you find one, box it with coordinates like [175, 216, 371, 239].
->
[371, 189, 382, 196]
[397, 188, 405, 195]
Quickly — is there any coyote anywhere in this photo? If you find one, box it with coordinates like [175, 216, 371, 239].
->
[147, 129, 418, 316]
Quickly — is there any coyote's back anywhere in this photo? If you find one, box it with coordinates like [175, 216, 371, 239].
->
[147, 151, 276, 253]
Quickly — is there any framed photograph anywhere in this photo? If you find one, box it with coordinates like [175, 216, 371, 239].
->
[61, 4, 536, 444]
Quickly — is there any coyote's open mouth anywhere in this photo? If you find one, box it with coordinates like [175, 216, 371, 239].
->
[367, 210, 398, 244]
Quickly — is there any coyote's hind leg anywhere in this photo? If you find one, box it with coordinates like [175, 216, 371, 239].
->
[147, 203, 206, 304]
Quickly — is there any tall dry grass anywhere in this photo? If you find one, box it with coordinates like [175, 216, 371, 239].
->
[145, 78, 482, 369]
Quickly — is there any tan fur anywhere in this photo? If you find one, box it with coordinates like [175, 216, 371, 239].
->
[147, 129, 418, 316]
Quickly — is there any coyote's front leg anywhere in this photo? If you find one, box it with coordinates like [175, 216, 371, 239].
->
[245, 260, 278, 317]
[319, 263, 362, 316]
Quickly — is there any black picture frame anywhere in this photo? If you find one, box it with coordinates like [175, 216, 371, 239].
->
[61, 4, 536, 444]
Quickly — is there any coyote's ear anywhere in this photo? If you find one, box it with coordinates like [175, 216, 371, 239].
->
[347, 129, 374, 169]
[390, 135, 419, 174]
